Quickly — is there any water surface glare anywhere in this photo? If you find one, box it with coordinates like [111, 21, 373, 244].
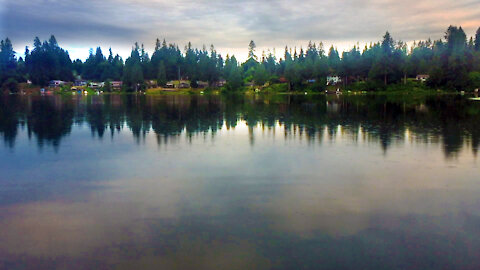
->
[1, 94, 480, 269]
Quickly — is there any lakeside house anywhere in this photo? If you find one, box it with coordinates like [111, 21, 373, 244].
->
[49, 80, 66, 87]
[215, 79, 226, 87]
[178, 81, 190, 88]
[326, 76, 341, 85]
[89, 82, 105, 88]
[145, 80, 157, 89]
[165, 80, 191, 88]
[110, 81, 123, 90]
[197, 81, 209, 88]
[74, 80, 87, 86]
[416, 74, 430, 82]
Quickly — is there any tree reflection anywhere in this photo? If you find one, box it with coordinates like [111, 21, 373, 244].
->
[0, 94, 479, 158]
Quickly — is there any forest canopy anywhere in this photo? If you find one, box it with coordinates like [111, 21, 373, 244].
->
[1, 25, 480, 92]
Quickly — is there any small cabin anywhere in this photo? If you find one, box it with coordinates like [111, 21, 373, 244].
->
[110, 81, 123, 90]
[196, 81, 209, 88]
[178, 82, 190, 88]
[165, 80, 191, 88]
[416, 74, 430, 82]
[89, 82, 105, 88]
[326, 76, 341, 85]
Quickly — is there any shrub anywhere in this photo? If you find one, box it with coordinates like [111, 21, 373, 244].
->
[468, 72, 480, 90]
[349, 81, 386, 92]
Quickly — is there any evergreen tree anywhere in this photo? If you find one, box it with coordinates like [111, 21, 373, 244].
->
[328, 46, 341, 75]
[0, 38, 18, 91]
[253, 64, 268, 86]
[226, 66, 243, 91]
[444, 26, 469, 89]
[369, 32, 398, 85]
[157, 61, 167, 86]
[248, 40, 257, 60]
[225, 55, 243, 91]
[25, 35, 73, 86]
[475, 27, 480, 51]
[123, 43, 144, 91]
[284, 59, 301, 90]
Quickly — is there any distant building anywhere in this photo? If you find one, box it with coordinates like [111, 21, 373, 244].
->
[196, 81, 209, 88]
[178, 81, 190, 88]
[165, 80, 190, 88]
[278, 77, 288, 83]
[88, 82, 105, 89]
[110, 81, 123, 90]
[216, 79, 226, 87]
[326, 76, 341, 85]
[49, 80, 66, 87]
[145, 80, 157, 88]
[74, 80, 87, 86]
[89, 82, 104, 88]
[416, 74, 430, 82]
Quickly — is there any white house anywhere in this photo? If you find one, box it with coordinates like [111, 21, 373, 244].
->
[89, 82, 105, 88]
[326, 76, 341, 85]
[416, 74, 430, 82]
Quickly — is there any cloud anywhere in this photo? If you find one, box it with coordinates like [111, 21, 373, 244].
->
[1, 0, 480, 60]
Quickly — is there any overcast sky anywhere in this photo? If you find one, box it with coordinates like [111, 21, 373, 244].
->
[1, 0, 480, 61]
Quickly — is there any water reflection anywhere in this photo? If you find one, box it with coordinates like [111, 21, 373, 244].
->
[1, 94, 480, 269]
[1, 94, 480, 157]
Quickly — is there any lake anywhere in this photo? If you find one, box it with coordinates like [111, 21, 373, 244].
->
[1, 93, 480, 270]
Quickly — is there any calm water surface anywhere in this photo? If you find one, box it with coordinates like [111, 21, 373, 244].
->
[1, 94, 480, 269]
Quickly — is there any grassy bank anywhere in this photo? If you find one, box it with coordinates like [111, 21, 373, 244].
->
[145, 87, 221, 95]
[242, 80, 449, 96]
[17, 80, 467, 98]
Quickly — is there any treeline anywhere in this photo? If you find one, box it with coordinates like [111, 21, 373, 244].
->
[1, 25, 480, 92]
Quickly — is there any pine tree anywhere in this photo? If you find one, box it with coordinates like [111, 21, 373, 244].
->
[248, 40, 257, 60]
[123, 44, 144, 91]
[157, 61, 167, 86]
[328, 46, 340, 75]
[253, 64, 268, 86]
[0, 38, 18, 90]
[474, 27, 480, 51]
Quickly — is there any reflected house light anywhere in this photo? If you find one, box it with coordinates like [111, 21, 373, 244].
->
[327, 101, 340, 113]
[405, 128, 411, 143]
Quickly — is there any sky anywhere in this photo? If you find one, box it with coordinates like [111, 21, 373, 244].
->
[1, 0, 480, 61]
